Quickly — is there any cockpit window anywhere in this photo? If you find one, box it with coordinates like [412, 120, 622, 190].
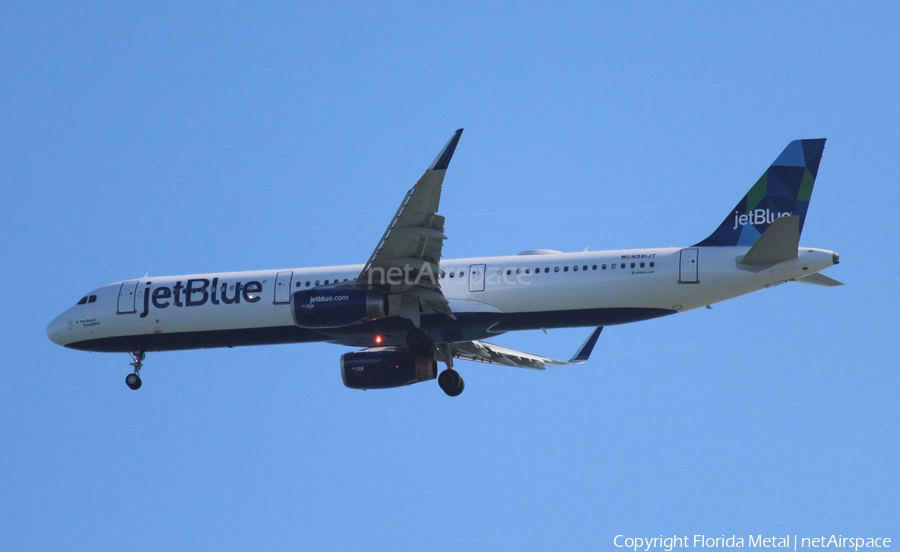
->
[77, 296, 88, 305]
[88, 295, 97, 303]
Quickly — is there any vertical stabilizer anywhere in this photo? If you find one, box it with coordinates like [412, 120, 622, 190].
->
[695, 139, 826, 247]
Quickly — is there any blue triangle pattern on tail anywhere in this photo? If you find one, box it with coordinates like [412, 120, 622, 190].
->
[695, 139, 826, 247]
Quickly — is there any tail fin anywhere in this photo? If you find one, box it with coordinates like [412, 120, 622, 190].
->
[695, 139, 826, 247]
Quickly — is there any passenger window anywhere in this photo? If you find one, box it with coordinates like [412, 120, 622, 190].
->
[525, 269, 531, 274]
[77, 296, 88, 305]
[544, 267, 549, 273]
[573, 266, 579, 271]
[611, 264, 616, 270]
[620, 263, 625, 269]
[506, 269, 512, 275]
[449, 272, 455, 278]
[516, 269, 521, 274]
[296, 282, 301, 288]
[554, 267, 559, 272]
[315, 280, 320, 286]
[460, 271, 465, 277]
[88, 295, 97, 303]
[305, 281, 311, 287]
[324, 280, 329, 285]
[630, 263, 635, 269]
[640, 262, 645, 268]
[583, 265, 588, 271]
[564, 266, 569, 272]
[650, 262, 655, 268]
[592, 265, 597, 270]
[602, 264, 607, 270]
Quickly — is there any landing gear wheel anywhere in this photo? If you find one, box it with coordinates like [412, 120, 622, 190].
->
[125, 373, 142, 390]
[126, 350, 145, 390]
[406, 327, 434, 354]
[438, 369, 465, 397]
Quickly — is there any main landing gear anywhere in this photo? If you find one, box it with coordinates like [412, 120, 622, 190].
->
[409, 329, 465, 397]
[126, 350, 144, 390]
[431, 340, 465, 397]
[438, 369, 465, 397]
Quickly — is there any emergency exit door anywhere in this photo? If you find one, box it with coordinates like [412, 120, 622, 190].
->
[468, 264, 486, 292]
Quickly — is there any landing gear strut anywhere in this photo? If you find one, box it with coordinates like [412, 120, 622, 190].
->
[126, 350, 144, 390]
[438, 369, 465, 397]
[406, 327, 434, 355]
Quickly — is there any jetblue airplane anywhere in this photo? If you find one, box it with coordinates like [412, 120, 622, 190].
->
[47, 130, 841, 396]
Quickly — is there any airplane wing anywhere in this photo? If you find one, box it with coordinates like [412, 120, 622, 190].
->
[356, 129, 463, 324]
[450, 327, 603, 370]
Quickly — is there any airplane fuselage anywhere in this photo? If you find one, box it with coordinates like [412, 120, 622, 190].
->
[47, 245, 838, 354]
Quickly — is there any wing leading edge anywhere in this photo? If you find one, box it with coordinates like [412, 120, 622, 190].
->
[357, 129, 464, 324]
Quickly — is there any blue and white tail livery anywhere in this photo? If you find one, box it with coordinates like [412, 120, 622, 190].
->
[47, 131, 841, 396]
[697, 139, 826, 247]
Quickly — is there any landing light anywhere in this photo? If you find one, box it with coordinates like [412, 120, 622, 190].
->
[375, 335, 383, 345]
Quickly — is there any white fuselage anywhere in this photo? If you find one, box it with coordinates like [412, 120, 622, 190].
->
[47, 245, 838, 354]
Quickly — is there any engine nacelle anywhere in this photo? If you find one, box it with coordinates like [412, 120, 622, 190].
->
[292, 289, 388, 328]
[341, 348, 437, 390]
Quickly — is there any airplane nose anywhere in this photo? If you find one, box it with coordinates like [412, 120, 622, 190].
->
[46, 314, 69, 346]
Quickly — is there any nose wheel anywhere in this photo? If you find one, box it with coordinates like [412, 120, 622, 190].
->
[126, 350, 145, 390]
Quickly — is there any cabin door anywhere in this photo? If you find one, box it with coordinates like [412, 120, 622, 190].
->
[274, 271, 293, 304]
[679, 249, 699, 284]
[117, 281, 139, 314]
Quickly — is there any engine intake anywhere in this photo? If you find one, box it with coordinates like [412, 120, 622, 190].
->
[341, 348, 437, 390]
[292, 289, 388, 328]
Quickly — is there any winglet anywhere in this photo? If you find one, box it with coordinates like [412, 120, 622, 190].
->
[428, 128, 464, 171]
[569, 327, 603, 364]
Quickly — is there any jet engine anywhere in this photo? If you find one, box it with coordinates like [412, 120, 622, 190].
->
[292, 289, 389, 328]
[341, 348, 437, 390]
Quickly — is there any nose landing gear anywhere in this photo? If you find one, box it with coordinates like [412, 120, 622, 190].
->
[126, 350, 144, 390]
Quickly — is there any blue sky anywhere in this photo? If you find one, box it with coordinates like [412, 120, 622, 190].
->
[1, 2, 898, 550]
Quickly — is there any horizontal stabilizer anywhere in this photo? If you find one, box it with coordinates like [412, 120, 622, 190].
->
[739, 215, 799, 265]
[794, 273, 844, 287]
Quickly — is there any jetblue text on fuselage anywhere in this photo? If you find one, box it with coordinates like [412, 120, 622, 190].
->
[139, 278, 262, 318]
[732, 209, 792, 230]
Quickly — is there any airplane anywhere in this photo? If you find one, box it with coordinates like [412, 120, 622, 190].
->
[46, 130, 842, 396]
